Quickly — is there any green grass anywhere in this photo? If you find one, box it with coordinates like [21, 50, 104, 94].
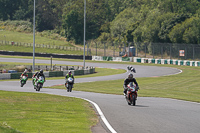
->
[0, 30, 86, 55]
[0, 45, 84, 55]
[47, 68, 125, 80]
[0, 91, 97, 133]
[0, 30, 72, 46]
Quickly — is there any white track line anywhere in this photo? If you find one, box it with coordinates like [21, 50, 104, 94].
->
[71, 96, 117, 133]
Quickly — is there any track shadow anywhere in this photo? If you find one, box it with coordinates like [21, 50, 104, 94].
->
[134, 105, 149, 108]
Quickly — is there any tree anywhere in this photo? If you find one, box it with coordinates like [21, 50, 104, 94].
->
[0, 0, 22, 20]
[62, 9, 83, 43]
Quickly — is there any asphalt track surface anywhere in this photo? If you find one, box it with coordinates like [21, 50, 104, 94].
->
[0, 57, 200, 133]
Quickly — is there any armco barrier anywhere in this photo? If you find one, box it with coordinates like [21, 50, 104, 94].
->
[74, 70, 84, 75]
[92, 56, 103, 61]
[113, 57, 122, 62]
[11, 73, 22, 79]
[0, 73, 11, 79]
[0, 51, 92, 60]
[103, 56, 113, 61]
[133, 57, 200, 67]
[0, 68, 95, 79]
[122, 57, 131, 62]
[49, 71, 63, 77]
[92, 56, 132, 62]
[10, 72, 32, 79]
[92, 56, 200, 67]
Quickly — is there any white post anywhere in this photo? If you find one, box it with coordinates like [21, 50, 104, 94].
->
[33, 0, 36, 72]
[83, 0, 86, 69]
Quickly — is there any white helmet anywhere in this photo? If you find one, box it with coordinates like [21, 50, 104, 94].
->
[24, 69, 28, 73]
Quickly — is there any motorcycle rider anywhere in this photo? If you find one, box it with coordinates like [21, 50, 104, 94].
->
[123, 73, 139, 96]
[20, 69, 28, 82]
[65, 71, 74, 87]
[32, 69, 46, 86]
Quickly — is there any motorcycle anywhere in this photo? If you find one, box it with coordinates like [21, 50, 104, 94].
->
[125, 82, 139, 106]
[65, 77, 74, 92]
[127, 66, 136, 73]
[33, 76, 45, 91]
[20, 76, 28, 87]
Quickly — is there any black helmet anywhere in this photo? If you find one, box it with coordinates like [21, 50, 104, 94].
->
[128, 73, 133, 79]
[40, 69, 43, 74]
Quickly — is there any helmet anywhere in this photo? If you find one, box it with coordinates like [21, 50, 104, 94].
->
[68, 71, 71, 75]
[40, 69, 43, 74]
[24, 69, 27, 73]
[131, 68, 136, 73]
[128, 73, 133, 79]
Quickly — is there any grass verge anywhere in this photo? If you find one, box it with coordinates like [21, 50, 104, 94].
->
[0, 91, 97, 133]
[0, 30, 72, 46]
[0, 45, 83, 55]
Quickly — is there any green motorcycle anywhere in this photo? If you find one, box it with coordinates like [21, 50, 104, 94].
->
[20, 76, 28, 87]
[33, 76, 45, 91]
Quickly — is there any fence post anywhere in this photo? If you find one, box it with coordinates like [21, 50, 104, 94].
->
[153, 43, 155, 59]
[185, 46, 187, 60]
[87, 41, 88, 56]
[193, 45, 195, 60]
[161, 45, 163, 59]
[170, 43, 172, 59]
[96, 41, 97, 56]
[104, 42, 106, 56]
[113, 42, 115, 57]
[145, 44, 146, 58]
[50, 56, 53, 71]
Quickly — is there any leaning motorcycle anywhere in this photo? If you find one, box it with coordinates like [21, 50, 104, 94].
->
[20, 76, 28, 87]
[125, 82, 139, 106]
[65, 77, 74, 92]
[33, 76, 45, 91]
[127, 66, 136, 73]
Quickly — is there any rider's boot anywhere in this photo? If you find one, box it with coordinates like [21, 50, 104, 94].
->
[123, 90, 127, 96]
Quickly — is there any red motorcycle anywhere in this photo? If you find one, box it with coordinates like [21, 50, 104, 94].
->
[125, 82, 139, 106]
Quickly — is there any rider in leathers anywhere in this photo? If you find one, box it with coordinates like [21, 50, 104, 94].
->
[65, 71, 74, 87]
[123, 73, 139, 96]
[32, 69, 46, 86]
[20, 69, 28, 83]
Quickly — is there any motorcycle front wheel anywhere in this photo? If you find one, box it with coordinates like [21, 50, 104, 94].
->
[21, 83, 24, 87]
[68, 85, 72, 92]
[36, 84, 42, 91]
[132, 95, 136, 106]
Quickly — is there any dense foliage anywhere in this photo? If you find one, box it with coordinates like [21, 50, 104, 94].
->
[0, 0, 200, 44]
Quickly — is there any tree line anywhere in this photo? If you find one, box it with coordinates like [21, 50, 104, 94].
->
[0, 0, 200, 44]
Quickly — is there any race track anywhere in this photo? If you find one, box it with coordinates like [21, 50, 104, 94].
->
[0, 57, 200, 133]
